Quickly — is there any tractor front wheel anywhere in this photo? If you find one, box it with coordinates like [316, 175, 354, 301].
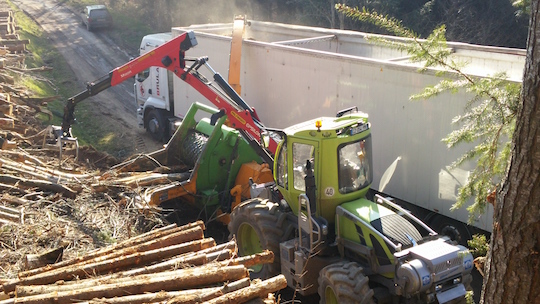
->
[318, 262, 375, 304]
[228, 198, 284, 279]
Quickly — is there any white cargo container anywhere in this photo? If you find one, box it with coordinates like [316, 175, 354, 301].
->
[134, 20, 525, 237]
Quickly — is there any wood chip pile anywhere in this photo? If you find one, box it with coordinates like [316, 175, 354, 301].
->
[0, 220, 286, 303]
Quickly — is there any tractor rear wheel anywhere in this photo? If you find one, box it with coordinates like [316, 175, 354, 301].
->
[228, 198, 284, 279]
[318, 262, 375, 304]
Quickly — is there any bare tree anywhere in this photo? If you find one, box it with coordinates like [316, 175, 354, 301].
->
[481, 1, 540, 303]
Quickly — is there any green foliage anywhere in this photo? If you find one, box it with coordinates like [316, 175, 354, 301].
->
[512, 0, 531, 17]
[336, 4, 521, 220]
[465, 291, 476, 304]
[97, 230, 117, 245]
[468, 234, 490, 257]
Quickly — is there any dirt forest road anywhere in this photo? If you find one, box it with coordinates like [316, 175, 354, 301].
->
[12, 0, 162, 157]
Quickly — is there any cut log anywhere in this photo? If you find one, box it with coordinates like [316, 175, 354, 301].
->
[0, 205, 19, 215]
[3, 237, 214, 292]
[0, 155, 93, 183]
[0, 39, 30, 46]
[18, 222, 204, 278]
[165, 278, 252, 304]
[2, 34, 18, 40]
[0, 73, 14, 84]
[61, 280, 254, 304]
[16, 247, 236, 296]
[202, 275, 287, 304]
[14, 225, 206, 280]
[0, 93, 10, 103]
[86, 289, 216, 304]
[0, 210, 19, 222]
[220, 250, 274, 268]
[0, 104, 11, 115]
[14, 252, 216, 296]
[0, 117, 13, 128]
[23, 247, 64, 271]
[0, 174, 76, 198]
[0, 182, 29, 195]
[11, 265, 249, 304]
[10, 67, 53, 73]
[0, 194, 28, 206]
[0, 138, 17, 150]
[0, 151, 47, 167]
[0, 11, 13, 18]
[99, 172, 191, 188]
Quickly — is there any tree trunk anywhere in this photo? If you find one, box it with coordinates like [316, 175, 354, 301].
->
[480, 1, 540, 303]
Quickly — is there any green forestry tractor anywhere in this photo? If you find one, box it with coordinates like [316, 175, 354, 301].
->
[228, 109, 474, 303]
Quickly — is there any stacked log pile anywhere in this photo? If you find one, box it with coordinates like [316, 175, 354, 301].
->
[0, 220, 286, 304]
[0, 11, 29, 54]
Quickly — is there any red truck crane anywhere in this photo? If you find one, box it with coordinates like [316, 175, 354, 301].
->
[60, 30, 276, 164]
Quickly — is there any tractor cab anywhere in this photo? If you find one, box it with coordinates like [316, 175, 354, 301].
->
[273, 111, 373, 224]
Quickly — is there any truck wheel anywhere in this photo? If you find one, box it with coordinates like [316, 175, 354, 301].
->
[146, 109, 166, 142]
[426, 214, 472, 246]
[228, 198, 284, 279]
[318, 262, 375, 304]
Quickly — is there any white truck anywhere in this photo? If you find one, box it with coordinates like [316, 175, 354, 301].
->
[134, 19, 525, 240]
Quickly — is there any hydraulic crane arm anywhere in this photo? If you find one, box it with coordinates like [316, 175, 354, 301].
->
[61, 31, 197, 137]
[61, 30, 277, 163]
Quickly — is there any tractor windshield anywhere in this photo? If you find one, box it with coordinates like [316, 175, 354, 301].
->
[338, 136, 373, 194]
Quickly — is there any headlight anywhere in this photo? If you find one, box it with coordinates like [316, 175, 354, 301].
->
[459, 246, 474, 274]
[397, 259, 432, 294]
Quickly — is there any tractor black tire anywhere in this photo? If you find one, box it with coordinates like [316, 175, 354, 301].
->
[146, 109, 166, 142]
[179, 130, 208, 167]
[228, 198, 284, 279]
[318, 261, 375, 304]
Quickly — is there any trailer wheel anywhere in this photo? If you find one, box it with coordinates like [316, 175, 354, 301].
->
[228, 198, 284, 279]
[426, 214, 472, 246]
[318, 262, 375, 304]
[146, 109, 166, 142]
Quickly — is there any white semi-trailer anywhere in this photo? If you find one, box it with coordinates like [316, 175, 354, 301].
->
[134, 20, 525, 239]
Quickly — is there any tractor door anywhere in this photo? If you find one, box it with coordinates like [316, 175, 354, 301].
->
[276, 138, 319, 216]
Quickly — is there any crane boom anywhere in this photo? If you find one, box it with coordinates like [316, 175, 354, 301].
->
[60, 31, 276, 163]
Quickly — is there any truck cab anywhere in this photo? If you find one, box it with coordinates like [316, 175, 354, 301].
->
[135, 33, 177, 141]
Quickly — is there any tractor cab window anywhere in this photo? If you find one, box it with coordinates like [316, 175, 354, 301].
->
[276, 142, 288, 188]
[338, 136, 373, 194]
[293, 143, 315, 191]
